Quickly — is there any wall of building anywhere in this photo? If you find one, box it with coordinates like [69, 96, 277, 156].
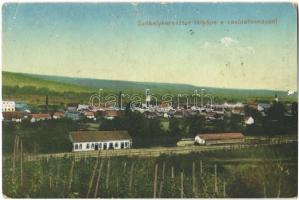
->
[2, 101, 16, 112]
[73, 140, 132, 152]
[205, 138, 245, 145]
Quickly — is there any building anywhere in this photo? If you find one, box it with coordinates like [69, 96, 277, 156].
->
[144, 111, 159, 119]
[104, 110, 119, 120]
[206, 111, 217, 120]
[173, 110, 184, 118]
[69, 130, 132, 152]
[3, 111, 23, 122]
[195, 132, 245, 145]
[244, 116, 254, 125]
[15, 102, 29, 111]
[67, 103, 78, 112]
[2, 101, 15, 112]
[84, 111, 95, 119]
[53, 112, 65, 119]
[257, 103, 271, 112]
[66, 111, 80, 120]
[77, 104, 90, 112]
[30, 113, 51, 123]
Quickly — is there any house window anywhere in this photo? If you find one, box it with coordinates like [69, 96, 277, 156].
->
[114, 142, 119, 148]
[125, 142, 128, 148]
[99, 143, 102, 149]
[109, 143, 114, 149]
[74, 144, 78, 150]
[91, 143, 95, 148]
[86, 143, 90, 149]
[79, 144, 82, 149]
[121, 142, 124, 149]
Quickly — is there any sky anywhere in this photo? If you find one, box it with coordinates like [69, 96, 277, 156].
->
[2, 3, 298, 91]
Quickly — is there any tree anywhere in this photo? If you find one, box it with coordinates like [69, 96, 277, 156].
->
[267, 102, 286, 121]
[291, 102, 298, 116]
[187, 116, 206, 137]
[169, 118, 181, 136]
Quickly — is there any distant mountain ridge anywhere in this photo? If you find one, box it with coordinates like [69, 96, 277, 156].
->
[2, 71, 297, 99]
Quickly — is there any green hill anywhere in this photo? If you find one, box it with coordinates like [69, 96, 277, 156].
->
[28, 72, 296, 99]
[2, 71, 297, 102]
[2, 71, 95, 93]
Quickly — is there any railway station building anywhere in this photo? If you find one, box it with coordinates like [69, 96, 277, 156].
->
[69, 130, 132, 152]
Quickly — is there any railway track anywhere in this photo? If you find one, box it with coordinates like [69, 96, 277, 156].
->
[8, 139, 296, 162]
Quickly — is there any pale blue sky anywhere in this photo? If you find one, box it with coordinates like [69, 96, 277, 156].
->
[2, 3, 297, 91]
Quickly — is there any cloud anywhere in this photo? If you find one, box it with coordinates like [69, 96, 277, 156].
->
[200, 37, 255, 54]
[202, 42, 210, 49]
[219, 37, 239, 47]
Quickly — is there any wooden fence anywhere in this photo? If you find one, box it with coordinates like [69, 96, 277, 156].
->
[7, 138, 296, 162]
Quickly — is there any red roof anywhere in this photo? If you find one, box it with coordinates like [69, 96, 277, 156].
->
[3, 111, 23, 119]
[53, 112, 65, 117]
[31, 113, 51, 119]
[84, 111, 95, 116]
[197, 133, 244, 141]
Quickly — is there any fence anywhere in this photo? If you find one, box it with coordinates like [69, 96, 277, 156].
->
[7, 138, 295, 162]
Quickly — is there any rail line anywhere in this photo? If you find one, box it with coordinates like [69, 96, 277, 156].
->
[6, 138, 296, 162]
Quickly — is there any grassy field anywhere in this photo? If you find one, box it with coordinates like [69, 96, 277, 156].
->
[3, 143, 297, 198]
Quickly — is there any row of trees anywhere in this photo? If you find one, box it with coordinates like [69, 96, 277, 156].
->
[244, 102, 298, 135]
[2, 119, 78, 155]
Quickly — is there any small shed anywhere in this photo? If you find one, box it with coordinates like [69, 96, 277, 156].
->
[195, 132, 245, 145]
[69, 130, 132, 152]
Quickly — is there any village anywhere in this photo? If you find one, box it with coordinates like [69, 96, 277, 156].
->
[2, 89, 297, 153]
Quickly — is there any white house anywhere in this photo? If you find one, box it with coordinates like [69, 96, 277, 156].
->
[77, 104, 90, 111]
[69, 130, 132, 152]
[2, 101, 16, 112]
[244, 116, 255, 125]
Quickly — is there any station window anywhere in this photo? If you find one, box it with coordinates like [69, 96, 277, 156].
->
[99, 143, 102, 149]
[86, 143, 90, 149]
[114, 142, 119, 148]
[79, 144, 82, 149]
[91, 143, 95, 148]
[74, 144, 78, 150]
